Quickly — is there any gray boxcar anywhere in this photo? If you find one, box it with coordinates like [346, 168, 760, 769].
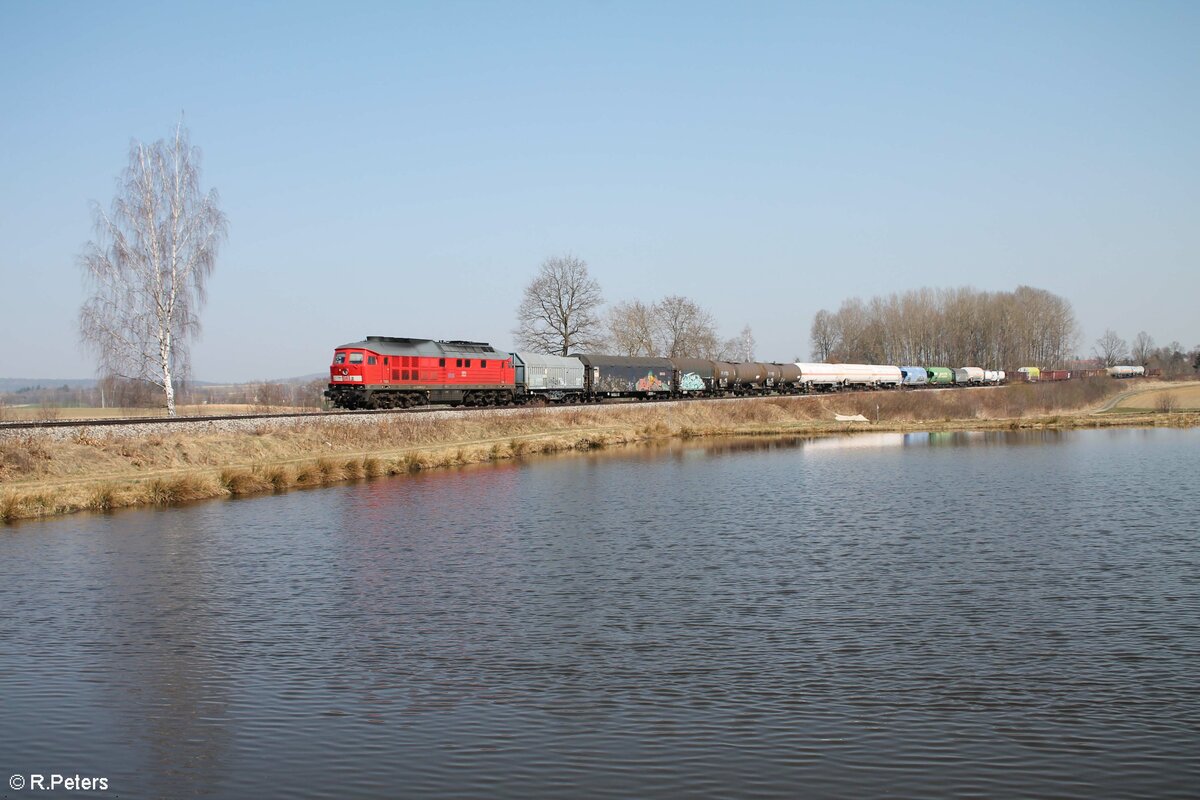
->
[511, 352, 585, 400]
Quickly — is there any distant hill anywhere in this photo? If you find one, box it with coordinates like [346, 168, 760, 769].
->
[0, 378, 98, 393]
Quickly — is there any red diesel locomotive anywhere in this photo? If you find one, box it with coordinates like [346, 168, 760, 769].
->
[325, 336, 516, 409]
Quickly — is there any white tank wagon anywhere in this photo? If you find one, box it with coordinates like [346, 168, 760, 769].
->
[900, 366, 928, 386]
[795, 363, 902, 391]
[794, 362, 847, 391]
[839, 363, 902, 389]
[1107, 365, 1146, 378]
[953, 367, 985, 385]
[983, 370, 1006, 385]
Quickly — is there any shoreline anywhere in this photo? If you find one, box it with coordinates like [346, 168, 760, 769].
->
[2, 382, 1197, 524]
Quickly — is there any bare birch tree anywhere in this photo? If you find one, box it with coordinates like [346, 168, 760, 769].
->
[514, 254, 605, 355]
[79, 121, 227, 416]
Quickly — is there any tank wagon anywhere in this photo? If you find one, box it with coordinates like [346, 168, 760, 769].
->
[793, 363, 902, 391]
[900, 366, 928, 387]
[926, 367, 955, 385]
[794, 363, 845, 392]
[953, 367, 985, 386]
[1107, 365, 1146, 378]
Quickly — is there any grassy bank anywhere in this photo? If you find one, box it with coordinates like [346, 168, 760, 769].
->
[2, 379, 1196, 523]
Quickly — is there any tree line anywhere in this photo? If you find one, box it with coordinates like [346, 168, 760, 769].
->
[513, 255, 754, 361]
[1094, 329, 1200, 376]
[808, 286, 1079, 368]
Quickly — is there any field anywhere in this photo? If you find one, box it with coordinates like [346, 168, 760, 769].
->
[1104, 383, 1200, 413]
[0, 403, 309, 421]
[2, 379, 1197, 523]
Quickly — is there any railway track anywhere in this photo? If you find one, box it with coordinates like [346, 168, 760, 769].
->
[0, 384, 985, 433]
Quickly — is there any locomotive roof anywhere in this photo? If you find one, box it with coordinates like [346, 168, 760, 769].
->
[336, 336, 506, 359]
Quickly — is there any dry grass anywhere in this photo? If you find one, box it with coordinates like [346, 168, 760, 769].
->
[0, 403, 315, 421]
[2, 380, 1194, 523]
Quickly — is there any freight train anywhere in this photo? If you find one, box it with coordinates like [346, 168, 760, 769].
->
[324, 335, 1132, 410]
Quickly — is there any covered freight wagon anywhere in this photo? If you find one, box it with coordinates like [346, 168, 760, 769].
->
[575, 354, 674, 396]
[511, 352, 585, 401]
[1016, 367, 1041, 382]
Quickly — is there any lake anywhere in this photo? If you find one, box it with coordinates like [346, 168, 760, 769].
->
[1, 428, 1197, 798]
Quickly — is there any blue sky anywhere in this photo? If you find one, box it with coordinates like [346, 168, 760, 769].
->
[1, 1, 1197, 382]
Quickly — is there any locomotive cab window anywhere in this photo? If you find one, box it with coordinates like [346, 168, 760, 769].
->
[349, 353, 364, 364]
[367, 356, 377, 366]
[334, 353, 346, 365]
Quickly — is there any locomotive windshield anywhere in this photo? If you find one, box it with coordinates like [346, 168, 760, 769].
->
[333, 353, 346, 365]
[349, 353, 364, 364]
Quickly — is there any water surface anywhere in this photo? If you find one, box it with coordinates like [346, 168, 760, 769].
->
[1, 428, 1197, 798]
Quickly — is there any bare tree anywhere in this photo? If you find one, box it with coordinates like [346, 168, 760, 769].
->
[810, 285, 1078, 368]
[514, 254, 605, 355]
[736, 324, 755, 361]
[1094, 329, 1128, 367]
[79, 121, 227, 416]
[810, 309, 836, 361]
[653, 295, 719, 358]
[606, 300, 657, 356]
[1131, 331, 1155, 366]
